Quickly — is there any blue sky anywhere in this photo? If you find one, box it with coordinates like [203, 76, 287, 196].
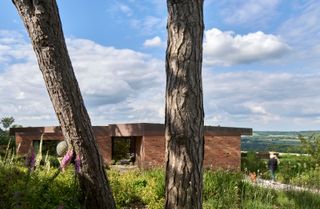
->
[1, 0, 320, 131]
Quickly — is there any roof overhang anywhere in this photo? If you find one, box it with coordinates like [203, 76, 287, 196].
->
[10, 123, 252, 137]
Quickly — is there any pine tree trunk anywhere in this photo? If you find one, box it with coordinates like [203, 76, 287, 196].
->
[165, 0, 205, 208]
[12, 1, 116, 208]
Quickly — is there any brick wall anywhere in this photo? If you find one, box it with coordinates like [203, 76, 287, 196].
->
[142, 136, 165, 169]
[16, 133, 33, 155]
[204, 136, 240, 170]
[135, 135, 240, 170]
[12, 124, 245, 170]
[16, 133, 64, 155]
[96, 135, 112, 164]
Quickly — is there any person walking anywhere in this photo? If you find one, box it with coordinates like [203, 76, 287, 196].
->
[268, 152, 279, 181]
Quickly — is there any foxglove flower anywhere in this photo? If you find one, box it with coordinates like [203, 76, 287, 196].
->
[60, 149, 74, 171]
[26, 148, 36, 172]
[75, 154, 81, 173]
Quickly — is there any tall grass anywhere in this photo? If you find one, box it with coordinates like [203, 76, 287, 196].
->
[1, 143, 320, 209]
[1, 162, 320, 208]
[203, 169, 242, 209]
[242, 153, 320, 190]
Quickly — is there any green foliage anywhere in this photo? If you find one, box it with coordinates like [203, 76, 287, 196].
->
[1, 117, 15, 130]
[0, 116, 19, 153]
[241, 151, 267, 173]
[108, 168, 165, 209]
[203, 169, 242, 209]
[0, 164, 80, 209]
[240, 182, 279, 209]
[0, 117, 22, 152]
[299, 134, 320, 163]
[112, 137, 132, 163]
[240, 182, 320, 209]
[274, 155, 313, 184]
[1, 154, 320, 209]
[0, 129, 14, 147]
[291, 165, 320, 189]
[242, 153, 320, 189]
[242, 131, 320, 153]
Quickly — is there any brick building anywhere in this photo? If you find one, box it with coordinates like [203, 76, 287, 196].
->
[10, 123, 251, 170]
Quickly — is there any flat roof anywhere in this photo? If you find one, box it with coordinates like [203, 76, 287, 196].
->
[10, 123, 252, 137]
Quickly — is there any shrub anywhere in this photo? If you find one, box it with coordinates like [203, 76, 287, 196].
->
[203, 169, 242, 209]
[291, 165, 320, 189]
[300, 134, 320, 163]
[0, 164, 80, 209]
[108, 168, 165, 209]
[241, 151, 267, 174]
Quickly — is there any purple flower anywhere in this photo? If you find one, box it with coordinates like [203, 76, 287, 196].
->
[75, 154, 81, 173]
[26, 148, 35, 172]
[60, 149, 74, 171]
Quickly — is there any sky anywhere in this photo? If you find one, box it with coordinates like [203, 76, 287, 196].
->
[0, 0, 320, 131]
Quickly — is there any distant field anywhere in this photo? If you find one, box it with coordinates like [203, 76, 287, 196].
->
[241, 131, 320, 153]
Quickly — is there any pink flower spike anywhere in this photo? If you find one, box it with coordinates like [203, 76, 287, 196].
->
[60, 149, 74, 171]
[75, 154, 81, 173]
[26, 148, 36, 172]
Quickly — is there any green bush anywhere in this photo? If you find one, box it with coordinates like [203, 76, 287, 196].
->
[275, 155, 316, 185]
[241, 151, 267, 174]
[203, 169, 242, 209]
[0, 164, 80, 209]
[291, 165, 320, 189]
[108, 168, 165, 209]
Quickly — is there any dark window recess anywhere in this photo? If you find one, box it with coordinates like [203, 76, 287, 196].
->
[33, 140, 59, 156]
[112, 137, 136, 164]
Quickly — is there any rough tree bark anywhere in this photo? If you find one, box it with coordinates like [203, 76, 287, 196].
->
[165, 0, 205, 209]
[12, 1, 116, 208]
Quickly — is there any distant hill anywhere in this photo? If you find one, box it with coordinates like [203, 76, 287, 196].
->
[241, 131, 320, 153]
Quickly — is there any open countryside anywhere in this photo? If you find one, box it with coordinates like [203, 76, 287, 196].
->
[241, 131, 320, 153]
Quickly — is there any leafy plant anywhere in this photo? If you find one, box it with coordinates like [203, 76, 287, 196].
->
[300, 134, 320, 163]
[0, 117, 15, 131]
[241, 151, 267, 174]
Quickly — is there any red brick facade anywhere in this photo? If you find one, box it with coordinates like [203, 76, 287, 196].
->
[10, 123, 251, 170]
[204, 136, 240, 170]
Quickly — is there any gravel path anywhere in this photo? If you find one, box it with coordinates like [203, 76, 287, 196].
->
[245, 177, 320, 194]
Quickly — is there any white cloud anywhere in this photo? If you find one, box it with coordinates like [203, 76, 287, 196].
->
[143, 36, 162, 47]
[203, 28, 290, 66]
[130, 16, 166, 35]
[220, 0, 280, 25]
[118, 3, 133, 16]
[279, 0, 320, 45]
[277, 0, 320, 69]
[203, 70, 320, 130]
[0, 31, 164, 126]
[1, 30, 320, 131]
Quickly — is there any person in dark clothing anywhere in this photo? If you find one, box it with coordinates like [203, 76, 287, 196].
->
[268, 153, 279, 181]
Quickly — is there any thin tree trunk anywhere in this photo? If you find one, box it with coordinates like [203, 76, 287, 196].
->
[165, 0, 205, 209]
[12, 1, 116, 208]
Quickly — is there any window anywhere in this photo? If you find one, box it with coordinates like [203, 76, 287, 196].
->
[33, 140, 59, 156]
[112, 137, 136, 164]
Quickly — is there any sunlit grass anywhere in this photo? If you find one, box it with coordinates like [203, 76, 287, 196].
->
[1, 147, 320, 209]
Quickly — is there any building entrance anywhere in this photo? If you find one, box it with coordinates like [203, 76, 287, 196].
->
[111, 137, 136, 164]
